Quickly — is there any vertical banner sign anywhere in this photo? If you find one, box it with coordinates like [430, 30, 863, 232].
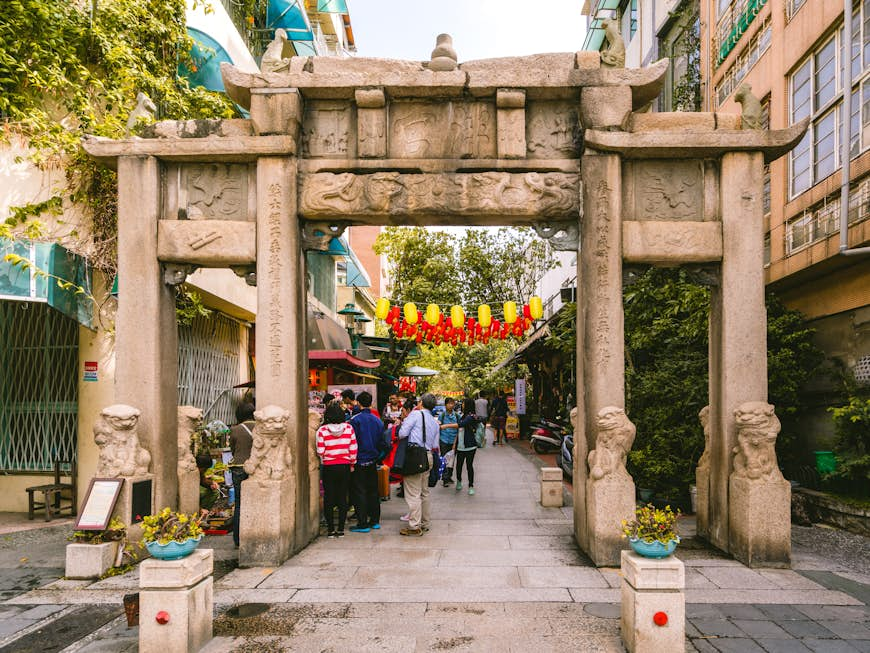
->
[514, 378, 527, 415]
[83, 361, 99, 382]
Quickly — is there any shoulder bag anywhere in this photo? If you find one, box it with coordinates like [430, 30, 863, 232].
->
[403, 411, 431, 476]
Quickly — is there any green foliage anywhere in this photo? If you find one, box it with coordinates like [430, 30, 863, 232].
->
[0, 0, 236, 265]
[373, 227, 558, 392]
[827, 395, 870, 493]
[621, 504, 681, 544]
[670, 1, 701, 112]
[68, 516, 126, 544]
[140, 507, 204, 545]
[175, 285, 213, 326]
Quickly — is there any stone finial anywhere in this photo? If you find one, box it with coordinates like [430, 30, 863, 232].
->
[163, 263, 197, 286]
[261, 28, 291, 74]
[429, 33, 458, 72]
[93, 404, 152, 477]
[696, 405, 711, 473]
[126, 92, 157, 136]
[732, 402, 784, 482]
[177, 406, 202, 474]
[308, 410, 322, 473]
[587, 406, 636, 480]
[599, 19, 626, 69]
[244, 405, 293, 480]
[734, 83, 763, 130]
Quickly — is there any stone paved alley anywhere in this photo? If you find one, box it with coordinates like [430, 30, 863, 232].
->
[0, 439, 867, 652]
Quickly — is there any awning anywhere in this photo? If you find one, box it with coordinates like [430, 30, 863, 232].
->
[267, 0, 317, 56]
[581, 0, 621, 52]
[309, 350, 380, 369]
[334, 367, 381, 380]
[491, 325, 551, 374]
[404, 366, 439, 377]
[0, 238, 94, 329]
[181, 27, 234, 93]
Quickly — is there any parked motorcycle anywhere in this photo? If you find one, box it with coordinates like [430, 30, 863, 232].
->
[530, 418, 569, 454]
[555, 432, 573, 479]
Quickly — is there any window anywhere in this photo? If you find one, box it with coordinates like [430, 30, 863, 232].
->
[785, 175, 870, 255]
[714, 20, 772, 107]
[620, 0, 638, 42]
[0, 302, 78, 472]
[789, 8, 870, 197]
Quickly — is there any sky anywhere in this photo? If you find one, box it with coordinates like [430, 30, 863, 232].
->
[346, 0, 588, 62]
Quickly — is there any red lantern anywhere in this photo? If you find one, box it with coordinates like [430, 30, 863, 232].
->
[445, 317, 453, 328]
[426, 331, 434, 341]
[408, 325, 417, 337]
[467, 317, 476, 331]
[492, 318, 501, 333]
[468, 334, 476, 346]
[513, 322, 523, 337]
[395, 324, 404, 338]
[444, 327, 454, 339]
[458, 330, 466, 342]
[417, 310, 423, 324]
[434, 335, 442, 345]
[415, 332, 423, 343]
[523, 304, 531, 319]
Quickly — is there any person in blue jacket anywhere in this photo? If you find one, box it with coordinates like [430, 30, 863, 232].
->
[348, 391, 384, 532]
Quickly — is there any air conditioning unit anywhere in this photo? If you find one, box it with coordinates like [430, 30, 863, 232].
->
[560, 287, 576, 303]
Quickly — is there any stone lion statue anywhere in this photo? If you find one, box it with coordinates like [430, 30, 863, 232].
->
[260, 28, 291, 74]
[734, 83, 763, 130]
[697, 405, 712, 473]
[308, 409, 322, 473]
[587, 406, 635, 481]
[177, 406, 202, 474]
[94, 404, 151, 477]
[732, 402, 783, 482]
[244, 405, 293, 481]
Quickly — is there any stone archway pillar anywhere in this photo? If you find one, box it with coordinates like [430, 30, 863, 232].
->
[709, 151, 789, 566]
[577, 151, 635, 566]
[116, 155, 179, 513]
[238, 150, 310, 567]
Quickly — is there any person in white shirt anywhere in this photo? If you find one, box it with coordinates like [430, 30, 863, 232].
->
[474, 393, 489, 421]
[397, 393, 440, 536]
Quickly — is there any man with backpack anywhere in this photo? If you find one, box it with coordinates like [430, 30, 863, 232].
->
[348, 391, 383, 532]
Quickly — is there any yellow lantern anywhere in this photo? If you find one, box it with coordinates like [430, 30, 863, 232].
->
[478, 304, 491, 328]
[503, 301, 518, 324]
[404, 302, 418, 324]
[375, 297, 390, 320]
[425, 303, 441, 326]
[450, 305, 465, 328]
[529, 295, 543, 320]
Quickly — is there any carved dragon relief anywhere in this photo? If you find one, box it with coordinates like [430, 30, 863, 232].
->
[299, 172, 580, 218]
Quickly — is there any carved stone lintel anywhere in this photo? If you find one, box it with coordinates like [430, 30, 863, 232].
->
[301, 221, 348, 251]
[587, 406, 636, 482]
[230, 265, 257, 286]
[244, 405, 292, 481]
[731, 402, 784, 483]
[162, 263, 198, 286]
[177, 406, 201, 474]
[300, 172, 580, 219]
[94, 404, 152, 477]
[534, 222, 579, 251]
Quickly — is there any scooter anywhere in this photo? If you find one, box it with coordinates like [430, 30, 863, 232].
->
[530, 419, 568, 453]
[555, 432, 573, 479]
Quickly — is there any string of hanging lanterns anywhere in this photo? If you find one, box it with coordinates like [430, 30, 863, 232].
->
[374, 296, 544, 347]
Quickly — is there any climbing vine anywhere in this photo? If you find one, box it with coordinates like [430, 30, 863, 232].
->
[670, 0, 701, 112]
[0, 0, 237, 270]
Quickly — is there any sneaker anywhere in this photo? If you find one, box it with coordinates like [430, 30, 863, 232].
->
[327, 531, 337, 539]
[371, 523, 381, 530]
[400, 527, 423, 536]
[468, 487, 475, 495]
[336, 531, 345, 537]
[400, 514, 410, 522]
[422, 526, 430, 533]
[442, 480, 452, 487]
[455, 481, 462, 491]
[349, 526, 371, 533]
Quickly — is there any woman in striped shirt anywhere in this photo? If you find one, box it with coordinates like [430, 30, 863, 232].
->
[316, 402, 358, 538]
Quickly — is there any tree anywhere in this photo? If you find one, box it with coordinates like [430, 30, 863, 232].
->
[373, 226, 559, 392]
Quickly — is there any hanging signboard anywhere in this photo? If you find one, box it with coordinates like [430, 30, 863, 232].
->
[514, 378, 527, 415]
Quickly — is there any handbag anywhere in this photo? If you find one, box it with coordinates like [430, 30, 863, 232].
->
[390, 437, 408, 475]
[402, 411, 431, 475]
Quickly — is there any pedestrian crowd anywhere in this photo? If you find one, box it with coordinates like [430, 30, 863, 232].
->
[313, 389, 499, 538]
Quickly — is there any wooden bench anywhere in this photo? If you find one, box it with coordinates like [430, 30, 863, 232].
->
[26, 460, 77, 521]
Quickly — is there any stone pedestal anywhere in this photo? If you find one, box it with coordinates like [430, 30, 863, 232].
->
[177, 469, 199, 516]
[540, 467, 563, 507]
[586, 477, 635, 566]
[729, 476, 791, 567]
[695, 466, 710, 540]
[65, 542, 120, 579]
[239, 478, 295, 567]
[139, 548, 213, 653]
[621, 550, 685, 653]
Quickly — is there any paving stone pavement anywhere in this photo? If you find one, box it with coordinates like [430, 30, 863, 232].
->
[0, 439, 867, 651]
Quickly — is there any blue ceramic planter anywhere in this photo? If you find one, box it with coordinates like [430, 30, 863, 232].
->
[629, 536, 680, 558]
[145, 535, 202, 561]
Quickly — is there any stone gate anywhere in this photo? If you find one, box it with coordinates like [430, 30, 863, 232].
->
[84, 42, 807, 568]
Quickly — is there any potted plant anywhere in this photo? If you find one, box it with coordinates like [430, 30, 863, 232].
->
[66, 517, 127, 579]
[621, 503, 681, 558]
[140, 508, 205, 561]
